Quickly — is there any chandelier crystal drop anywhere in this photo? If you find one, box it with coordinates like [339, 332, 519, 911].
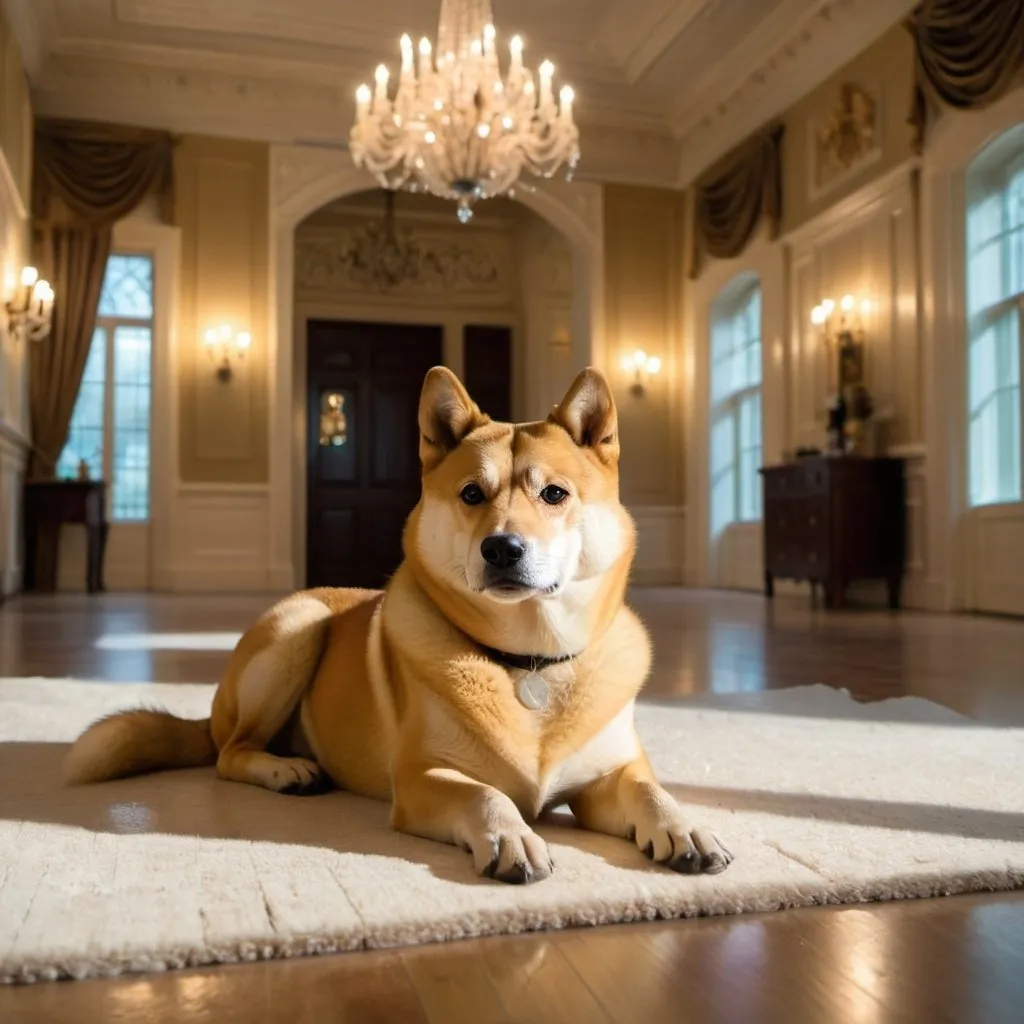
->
[349, 0, 580, 223]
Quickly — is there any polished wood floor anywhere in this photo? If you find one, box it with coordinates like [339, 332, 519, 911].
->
[2, 588, 1023, 1022]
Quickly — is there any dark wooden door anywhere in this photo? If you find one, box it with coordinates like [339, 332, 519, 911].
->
[463, 325, 513, 423]
[306, 320, 443, 589]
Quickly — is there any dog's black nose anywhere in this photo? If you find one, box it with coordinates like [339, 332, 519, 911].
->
[481, 534, 525, 570]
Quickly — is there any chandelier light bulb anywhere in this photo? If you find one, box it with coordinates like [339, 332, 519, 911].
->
[349, 0, 580, 220]
[646, 356, 662, 375]
[860, 298, 872, 315]
[633, 349, 648, 369]
[821, 298, 835, 316]
[840, 294, 855, 312]
[21, 266, 38, 288]
[811, 305, 826, 326]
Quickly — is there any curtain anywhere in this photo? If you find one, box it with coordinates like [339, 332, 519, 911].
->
[908, 0, 1024, 152]
[689, 125, 784, 280]
[27, 119, 176, 479]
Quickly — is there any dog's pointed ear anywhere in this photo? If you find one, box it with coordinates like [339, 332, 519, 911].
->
[550, 368, 619, 460]
[418, 366, 488, 471]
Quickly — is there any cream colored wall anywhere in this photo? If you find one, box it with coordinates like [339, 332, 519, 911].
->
[602, 184, 686, 584]
[0, 7, 32, 597]
[783, 25, 916, 233]
[175, 135, 270, 485]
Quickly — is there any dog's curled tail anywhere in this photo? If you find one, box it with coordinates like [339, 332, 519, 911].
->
[61, 709, 217, 785]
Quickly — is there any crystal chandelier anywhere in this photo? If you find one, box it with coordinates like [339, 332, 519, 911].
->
[349, 0, 580, 223]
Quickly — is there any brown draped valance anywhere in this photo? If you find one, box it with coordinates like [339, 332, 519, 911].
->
[908, 0, 1024, 152]
[27, 120, 177, 480]
[33, 118, 177, 226]
[688, 124, 784, 280]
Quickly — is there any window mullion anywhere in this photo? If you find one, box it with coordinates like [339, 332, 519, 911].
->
[103, 320, 115, 519]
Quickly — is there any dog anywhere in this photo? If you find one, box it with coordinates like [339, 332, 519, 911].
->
[63, 366, 733, 884]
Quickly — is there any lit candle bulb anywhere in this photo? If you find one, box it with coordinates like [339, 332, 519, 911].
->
[236, 331, 251, 352]
[539, 60, 554, 109]
[399, 34, 413, 91]
[559, 84, 574, 121]
[355, 84, 371, 121]
[374, 64, 390, 111]
[840, 294, 855, 313]
[483, 23, 496, 57]
[21, 266, 38, 288]
[510, 35, 523, 73]
[418, 37, 432, 78]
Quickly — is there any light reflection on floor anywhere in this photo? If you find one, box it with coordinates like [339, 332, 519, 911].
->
[94, 632, 242, 651]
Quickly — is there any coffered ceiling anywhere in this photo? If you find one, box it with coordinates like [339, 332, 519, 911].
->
[2, 0, 916, 188]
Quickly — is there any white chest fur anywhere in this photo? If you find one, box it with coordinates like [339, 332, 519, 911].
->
[539, 700, 640, 808]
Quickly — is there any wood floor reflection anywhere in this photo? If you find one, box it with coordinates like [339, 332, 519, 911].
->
[1, 588, 1023, 1022]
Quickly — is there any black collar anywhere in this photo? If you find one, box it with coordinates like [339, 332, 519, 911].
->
[476, 644, 579, 672]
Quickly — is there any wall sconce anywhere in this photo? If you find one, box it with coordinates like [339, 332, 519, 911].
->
[203, 324, 251, 382]
[6, 266, 55, 343]
[620, 348, 662, 397]
[811, 294, 874, 452]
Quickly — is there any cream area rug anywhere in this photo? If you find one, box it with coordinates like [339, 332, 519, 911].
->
[1, 677, 1023, 985]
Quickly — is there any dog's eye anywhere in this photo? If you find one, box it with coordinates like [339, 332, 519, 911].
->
[460, 484, 486, 506]
[540, 485, 569, 506]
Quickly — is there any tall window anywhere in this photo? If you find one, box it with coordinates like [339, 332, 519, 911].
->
[710, 277, 763, 534]
[966, 130, 1023, 507]
[57, 254, 154, 521]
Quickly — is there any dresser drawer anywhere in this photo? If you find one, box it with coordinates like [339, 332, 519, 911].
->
[762, 461, 828, 500]
[764, 496, 828, 540]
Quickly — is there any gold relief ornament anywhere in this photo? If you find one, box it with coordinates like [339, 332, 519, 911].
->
[816, 83, 877, 179]
[319, 393, 349, 447]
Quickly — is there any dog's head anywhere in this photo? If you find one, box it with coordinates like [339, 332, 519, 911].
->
[408, 366, 634, 607]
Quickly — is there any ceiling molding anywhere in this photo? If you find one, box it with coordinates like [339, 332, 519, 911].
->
[593, 0, 708, 85]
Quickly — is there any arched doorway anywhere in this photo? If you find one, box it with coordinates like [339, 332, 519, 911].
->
[266, 146, 604, 589]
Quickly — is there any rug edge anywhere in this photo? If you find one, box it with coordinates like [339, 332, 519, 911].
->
[3, 865, 1023, 986]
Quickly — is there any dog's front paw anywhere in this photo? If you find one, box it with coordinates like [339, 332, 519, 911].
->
[272, 757, 331, 795]
[467, 825, 554, 884]
[632, 822, 733, 875]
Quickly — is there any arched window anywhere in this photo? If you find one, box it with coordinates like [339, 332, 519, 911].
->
[56, 253, 154, 521]
[966, 125, 1024, 508]
[709, 274, 763, 534]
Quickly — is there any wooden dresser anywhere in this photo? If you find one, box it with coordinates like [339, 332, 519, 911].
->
[759, 457, 906, 609]
[22, 480, 109, 594]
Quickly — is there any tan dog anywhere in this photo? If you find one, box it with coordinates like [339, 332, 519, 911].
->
[64, 367, 732, 883]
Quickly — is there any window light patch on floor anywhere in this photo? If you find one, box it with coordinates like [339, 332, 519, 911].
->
[94, 632, 242, 652]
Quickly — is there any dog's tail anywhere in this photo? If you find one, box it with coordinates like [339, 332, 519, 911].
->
[61, 708, 217, 785]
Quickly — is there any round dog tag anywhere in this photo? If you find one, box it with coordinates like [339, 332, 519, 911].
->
[516, 672, 550, 711]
